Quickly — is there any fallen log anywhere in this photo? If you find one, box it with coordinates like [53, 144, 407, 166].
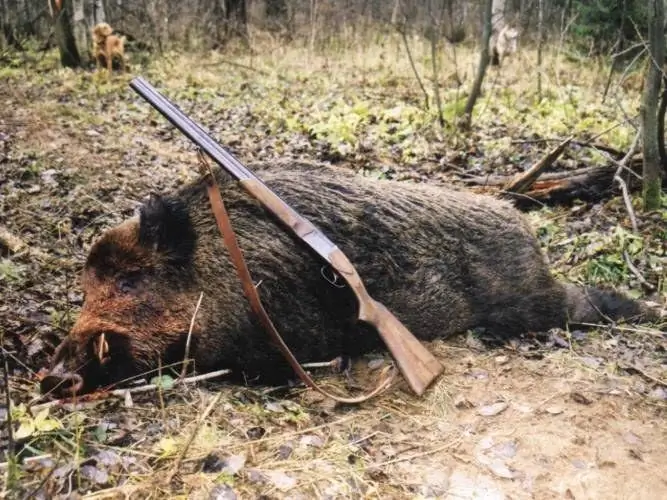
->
[463, 156, 646, 210]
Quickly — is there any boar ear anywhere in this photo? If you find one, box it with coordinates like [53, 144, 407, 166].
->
[138, 194, 196, 264]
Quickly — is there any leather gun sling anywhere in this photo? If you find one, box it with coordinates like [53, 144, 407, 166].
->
[196, 151, 395, 404]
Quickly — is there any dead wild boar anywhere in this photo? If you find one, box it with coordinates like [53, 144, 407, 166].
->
[40, 162, 661, 398]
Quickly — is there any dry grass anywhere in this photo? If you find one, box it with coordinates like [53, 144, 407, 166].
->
[1, 33, 666, 498]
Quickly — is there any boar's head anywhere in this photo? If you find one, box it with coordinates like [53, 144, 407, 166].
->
[40, 193, 200, 398]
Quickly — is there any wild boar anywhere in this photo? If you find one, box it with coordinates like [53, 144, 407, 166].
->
[39, 162, 661, 398]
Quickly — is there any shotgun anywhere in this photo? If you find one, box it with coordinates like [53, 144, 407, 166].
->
[129, 76, 444, 396]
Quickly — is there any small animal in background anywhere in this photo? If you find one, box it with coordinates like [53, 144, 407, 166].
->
[92, 22, 126, 74]
[491, 25, 519, 67]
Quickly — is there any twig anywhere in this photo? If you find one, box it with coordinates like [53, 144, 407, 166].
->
[30, 368, 232, 412]
[429, 16, 445, 128]
[502, 136, 573, 195]
[165, 392, 222, 484]
[612, 130, 641, 233]
[623, 251, 656, 290]
[510, 137, 625, 158]
[370, 438, 462, 468]
[179, 292, 204, 380]
[397, 25, 429, 110]
[204, 59, 287, 81]
[0, 454, 53, 470]
[1, 329, 16, 493]
[574, 322, 666, 337]
[622, 364, 667, 387]
[20, 464, 56, 500]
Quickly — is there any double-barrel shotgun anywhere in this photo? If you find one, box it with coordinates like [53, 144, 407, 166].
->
[129, 76, 444, 397]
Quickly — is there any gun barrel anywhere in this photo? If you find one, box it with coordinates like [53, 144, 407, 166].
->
[130, 77, 253, 182]
[130, 77, 337, 257]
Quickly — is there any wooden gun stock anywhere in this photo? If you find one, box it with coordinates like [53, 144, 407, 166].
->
[130, 77, 444, 397]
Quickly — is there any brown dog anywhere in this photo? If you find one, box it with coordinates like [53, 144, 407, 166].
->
[92, 22, 126, 73]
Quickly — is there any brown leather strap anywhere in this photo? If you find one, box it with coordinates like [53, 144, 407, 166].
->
[195, 150, 395, 403]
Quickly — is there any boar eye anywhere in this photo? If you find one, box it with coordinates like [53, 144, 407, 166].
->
[116, 273, 140, 294]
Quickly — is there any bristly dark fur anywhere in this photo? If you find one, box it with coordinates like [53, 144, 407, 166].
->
[138, 194, 197, 266]
[42, 160, 662, 396]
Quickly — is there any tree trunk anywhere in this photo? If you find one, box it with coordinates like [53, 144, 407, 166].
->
[491, 0, 505, 32]
[0, 0, 7, 49]
[462, 0, 493, 129]
[71, 0, 91, 66]
[225, 0, 248, 44]
[642, 0, 665, 211]
[92, 0, 107, 25]
[53, 0, 81, 68]
[537, 0, 544, 99]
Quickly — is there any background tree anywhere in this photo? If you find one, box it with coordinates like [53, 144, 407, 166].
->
[462, 0, 493, 129]
[641, 0, 665, 210]
[52, 0, 81, 68]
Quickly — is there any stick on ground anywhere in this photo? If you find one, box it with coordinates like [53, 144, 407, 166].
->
[502, 136, 573, 196]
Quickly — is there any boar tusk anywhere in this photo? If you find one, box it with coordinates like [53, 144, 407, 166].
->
[96, 333, 110, 364]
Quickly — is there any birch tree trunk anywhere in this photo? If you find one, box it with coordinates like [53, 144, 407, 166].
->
[491, 0, 505, 33]
[641, 0, 665, 210]
[92, 0, 107, 25]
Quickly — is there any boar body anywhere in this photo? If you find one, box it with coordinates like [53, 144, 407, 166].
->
[41, 162, 659, 397]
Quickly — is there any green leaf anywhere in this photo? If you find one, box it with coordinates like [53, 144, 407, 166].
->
[150, 374, 175, 390]
[156, 437, 178, 457]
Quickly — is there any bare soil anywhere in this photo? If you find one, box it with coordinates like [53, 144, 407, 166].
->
[1, 42, 666, 499]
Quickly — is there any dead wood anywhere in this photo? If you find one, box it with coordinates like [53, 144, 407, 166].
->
[464, 157, 645, 210]
[500, 136, 572, 196]
[510, 138, 626, 158]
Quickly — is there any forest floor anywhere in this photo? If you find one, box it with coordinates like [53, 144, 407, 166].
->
[1, 35, 666, 499]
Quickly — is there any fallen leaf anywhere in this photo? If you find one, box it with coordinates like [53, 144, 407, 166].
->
[453, 394, 475, 409]
[265, 470, 297, 491]
[648, 387, 667, 400]
[478, 402, 508, 416]
[209, 484, 238, 500]
[368, 358, 385, 370]
[80, 465, 109, 485]
[494, 355, 509, 365]
[545, 406, 564, 415]
[299, 434, 324, 448]
[570, 392, 592, 405]
[222, 454, 246, 475]
[487, 459, 515, 479]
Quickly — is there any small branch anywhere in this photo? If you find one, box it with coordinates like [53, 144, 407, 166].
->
[1, 330, 16, 492]
[165, 392, 222, 484]
[203, 59, 287, 81]
[396, 24, 429, 110]
[502, 136, 572, 195]
[179, 292, 204, 380]
[612, 130, 641, 233]
[370, 438, 462, 468]
[623, 251, 656, 291]
[622, 364, 667, 387]
[30, 368, 232, 412]
[429, 17, 445, 128]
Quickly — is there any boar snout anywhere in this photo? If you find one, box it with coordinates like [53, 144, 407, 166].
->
[40, 361, 85, 398]
[40, 336, 89, 398]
